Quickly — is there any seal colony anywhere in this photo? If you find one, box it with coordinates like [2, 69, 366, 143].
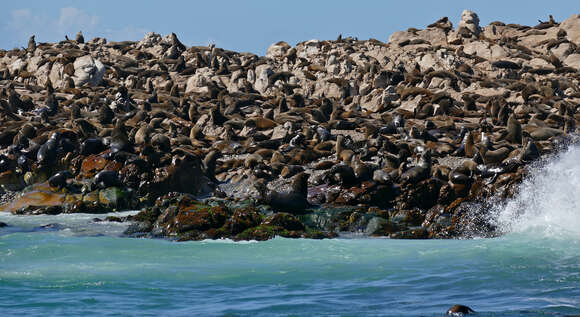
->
[1, 11, 580, 241]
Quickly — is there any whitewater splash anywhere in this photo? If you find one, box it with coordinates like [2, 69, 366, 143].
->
[494, 143, 580, 239]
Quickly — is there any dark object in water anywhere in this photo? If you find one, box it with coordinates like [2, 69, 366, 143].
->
[446, 304, 475, 315]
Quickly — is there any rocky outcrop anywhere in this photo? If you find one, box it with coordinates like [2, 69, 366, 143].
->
[1, 10, 580, 240]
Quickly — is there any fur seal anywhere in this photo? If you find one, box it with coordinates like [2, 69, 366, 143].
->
[400, 150, 432, 184]
[262, 172, 310, 213]
[75, 31, 84, 44]
[503, 113, 522, 144]
[48, 170, 73, 188]
[27, 35, 36, 52]
[352, 155, 372, 181]
[92, 170, 121, 189]
[326, 163, 357, 186]
[479, 146, 510, 165]
[37, 132, 60, 166]
[446, 304, 475, 315]
[519, 138, 540, 163]
[110, 120, 131, 154]
[203, 150, 220, 182]
[372, 168, 393, 185]
[80, 138, 105, 156]
[151, 133, 171, 152]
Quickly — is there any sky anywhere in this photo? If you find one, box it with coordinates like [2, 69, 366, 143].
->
[1, 1, 578, 55]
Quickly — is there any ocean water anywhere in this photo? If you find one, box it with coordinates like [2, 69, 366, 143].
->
[1, 147, 580, 316]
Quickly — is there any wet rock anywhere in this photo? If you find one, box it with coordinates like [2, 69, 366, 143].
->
[0, 14, 576, 242]
[262, 212, 305, 231]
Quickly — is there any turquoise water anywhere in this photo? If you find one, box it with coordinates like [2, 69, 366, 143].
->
[1, 226, 579, 316]
[2, 147, 580, 316]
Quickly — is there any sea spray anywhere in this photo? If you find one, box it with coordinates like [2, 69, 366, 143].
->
[493, 144, 580, 240]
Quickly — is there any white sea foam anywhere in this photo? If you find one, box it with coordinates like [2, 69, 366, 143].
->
[494, 144, 580, 239]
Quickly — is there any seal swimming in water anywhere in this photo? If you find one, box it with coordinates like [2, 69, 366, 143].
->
[446, 304, 475, 315]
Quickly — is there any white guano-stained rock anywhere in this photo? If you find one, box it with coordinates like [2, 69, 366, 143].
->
[73, 55, 105, 87]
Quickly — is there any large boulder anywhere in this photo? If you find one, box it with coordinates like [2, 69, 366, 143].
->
[564, 54, 580, 70]
[561, 14, 580, 45]
[266, 41, 291, 59]
[253, 64, 273, 94]
[185, 67, 215, 94]
[73, 55, 105, 87]
[458, 10, 482, 37]
[138, 32, 162, 48]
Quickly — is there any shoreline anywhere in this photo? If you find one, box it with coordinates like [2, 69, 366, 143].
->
[1, 11, 580, 241]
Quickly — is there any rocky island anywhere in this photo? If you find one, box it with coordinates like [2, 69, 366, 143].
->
[1, 11, 579, 241]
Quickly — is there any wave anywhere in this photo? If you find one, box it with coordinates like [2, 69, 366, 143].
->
[493, 144, 580, 240]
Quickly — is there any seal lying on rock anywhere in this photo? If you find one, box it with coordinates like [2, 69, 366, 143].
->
[400, 150, 432, 185]
[259, 172, 310, 213]
[48, 170, 73, 189]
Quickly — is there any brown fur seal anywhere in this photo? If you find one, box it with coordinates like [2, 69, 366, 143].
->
[27, 35, 36, 52]
[503, 113, 522, 144]
[203, 150, 220, 182]
[48, 170, 73, 189]
[351, 155, 372, 181]
[261, 172, 310, 213]
[400, 150, 432, 184]
[446, 304, 475, 315]
[75, 31, 84, 44]
[519, 138, 540, 163]
[110, 120, 131, 154]
[479, 146, 511, 165]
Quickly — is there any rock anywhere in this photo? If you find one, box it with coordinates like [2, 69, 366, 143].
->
[364, 216, 388, 235]
[563, 54, 580, 70]
[225, 206, 262, 235]
[185, 67, 215, 94]
[253, 64, 274, 94]
[266, 41, 291, 59]
[73, 55, 105, 87]
[0, 9, 576, 243]
[138, 32, 162, 48]
[98, 187, 127, 208]
[262, 212, 305, 231]
[560, 14, 580, 45]
[458, 10, 481, 37]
